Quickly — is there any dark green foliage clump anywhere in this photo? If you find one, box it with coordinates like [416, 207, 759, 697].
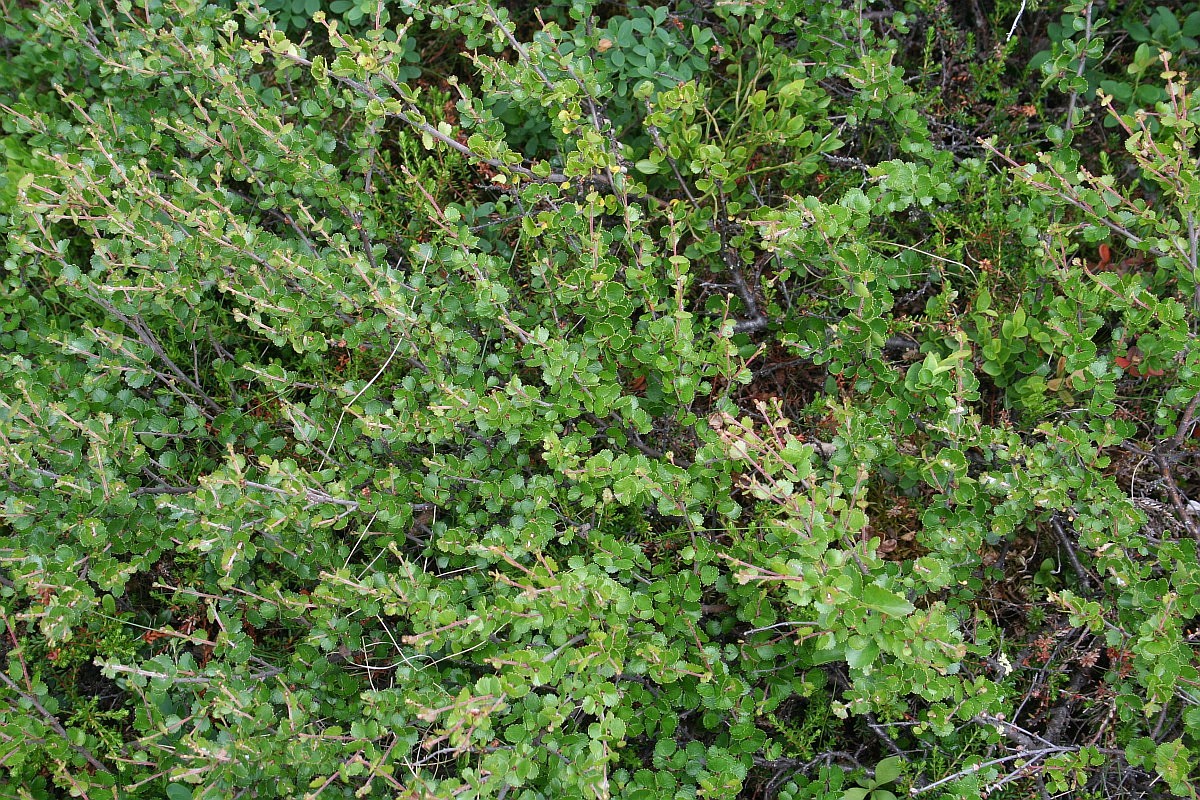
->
[2, 0, 1199, 798]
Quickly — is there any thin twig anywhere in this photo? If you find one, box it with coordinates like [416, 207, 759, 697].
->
[1050, 513, 1096, 592]
[1064, 2, 1095, 132]
[866, 713, 907, 759]
[1152, 452, 1200, 542]
[131, 484, 199, 497]
[912, 749, 1065, 796]
[320, 332, 408, 470]
[976, 714, 1057, 750]
[1005, 0, 1028, 43]
[713, 184, 769, 333]
[1162, 392, 1200, 453]
[88, 294, 224, 415]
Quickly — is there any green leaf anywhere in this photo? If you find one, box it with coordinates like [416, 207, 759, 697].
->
[874, 756, 903, 785]
[845, 640, 880, 670]
[166, 785, 193, 800]
[859, 584, 914, 617]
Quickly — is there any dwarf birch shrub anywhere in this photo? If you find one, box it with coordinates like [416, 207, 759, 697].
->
[2, 0, 1199, 798]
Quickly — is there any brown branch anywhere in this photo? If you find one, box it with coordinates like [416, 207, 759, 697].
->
[1044, 670, 1088, 745]
[714, 183, 769, 334]
[1050, 512, 1097, 592]
[1161, 391, 1200, 454]
[864, 713, 907, 759]
[1152, 451, 1200, 542]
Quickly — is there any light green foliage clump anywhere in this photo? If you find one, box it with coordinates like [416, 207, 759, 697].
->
[1, 1, 1199, 798]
